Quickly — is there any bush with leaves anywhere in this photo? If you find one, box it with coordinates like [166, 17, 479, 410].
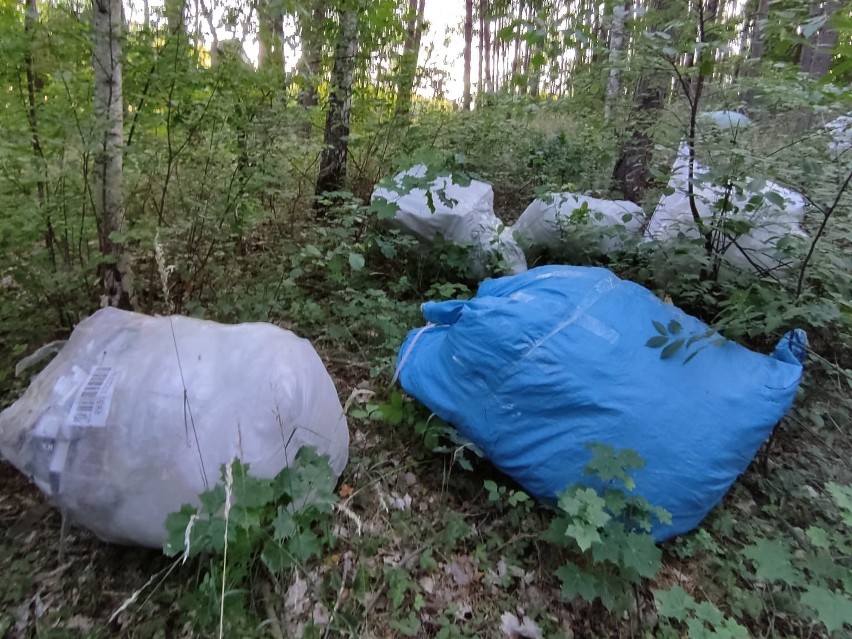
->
[163, 448, 338, 633]
[545, 444, 670, 614]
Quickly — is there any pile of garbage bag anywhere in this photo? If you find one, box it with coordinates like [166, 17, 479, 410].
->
[513, 193, 643, 257]
[371, 164, 527, 278]
[826, 113, 852, 157]
[396, 266, 806, 540]
[0, 308, 349, 547]
[647, 144, 807, 273]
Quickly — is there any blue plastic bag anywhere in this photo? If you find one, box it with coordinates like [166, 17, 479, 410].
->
[397, 266, 805, 540]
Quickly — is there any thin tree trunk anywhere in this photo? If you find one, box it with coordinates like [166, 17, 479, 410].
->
[257, 0, 272, 68]
[463, 0, 473, 109]
[483, 0, 492, 92]
[478, 0, 483, 99]
[298, 0, 326, 110]
[165, 0, 185, 35]
[24, 0, 55, 269]
[604, 1, 630, 119]
[612, 0, 679, 203]
[92, 0, 132, 308]
[315, 8, 357, 201]
[747, 0, 769, 64]
[395, 0, 427, 119]
[199, 0, 219, 65]
[796, 0, 841, 132]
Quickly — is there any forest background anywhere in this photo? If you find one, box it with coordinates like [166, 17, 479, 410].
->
[0, 0, 851, 637]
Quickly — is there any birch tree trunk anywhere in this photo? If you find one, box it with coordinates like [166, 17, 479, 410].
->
[483, 0, 492, 93]
[92, 0, 132, 308]
[315, 8, 358, 201]
[604, 1, 630, 120]
[463, 0, 473, 109]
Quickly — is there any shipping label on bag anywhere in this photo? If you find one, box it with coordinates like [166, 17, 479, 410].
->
[67, 366, 121, 428]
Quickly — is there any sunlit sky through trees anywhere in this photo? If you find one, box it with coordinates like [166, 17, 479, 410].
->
[124, 0, 468, 99]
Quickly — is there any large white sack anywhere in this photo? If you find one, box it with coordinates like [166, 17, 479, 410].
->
[371, 165, 527, 277]
[512, 193, 643, 255]
[0, 308, 349, 547]
[647, 144, 807, 273]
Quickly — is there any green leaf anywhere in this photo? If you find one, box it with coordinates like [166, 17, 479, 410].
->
[742, 539, 799, 583]
[667, 320, 682, 335]
[272, 508, 297, 540]
[390, 611, 421, 637]
[645, 335, 668, 348]
[555, 563, 600, 602]
[620, 532, 662, 579]
[371, 198, 399, 220]
[287, 529, 321, 562]
[652, 320, 668, 335]
[800, 586, 852, 633]
[230, 471, 274, 509]
[199, 485, 226, 515]
[163, 504, 199, 556]
[261, 543, 293, 573]
[348, 252, 365, 271]
[655, 585, 694, 619]
[660, 339, 685, 360]
[564, 522, 602, 552]
[827, 483, 852, 526]
[805, 526, 831, 549]
[584, 444, 644, 489]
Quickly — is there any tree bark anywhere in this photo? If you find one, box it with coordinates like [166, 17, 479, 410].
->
[463, 0, 473, 109]
[315, 8, 358, 201]
[257, 0, 285, 73]
[483, 0, 492, 92]
[92, 0, 132, 308]
[297, 0, 326, 110]
[164, 0, 185, 35]
[796, 0, 841, 132]
[612, 0, 678, 203]
[604, 1, 630, 120]
[394, 0, 426, 119]
[23, 0, 54, 268]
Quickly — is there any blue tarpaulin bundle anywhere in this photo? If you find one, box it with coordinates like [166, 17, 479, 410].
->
[397, 266, 806, 540]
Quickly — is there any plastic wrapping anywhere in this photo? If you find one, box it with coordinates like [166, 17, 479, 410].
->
[0, 308, 349, 547]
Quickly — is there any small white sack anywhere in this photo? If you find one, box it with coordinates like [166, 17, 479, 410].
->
[512, 193, 643, 255]
[647, 144, 807, 273]
[371, 165, 527, 277]
[826, 114, 852, 157]
[0, 308, 349, 547]
[697, 110, 752, 131]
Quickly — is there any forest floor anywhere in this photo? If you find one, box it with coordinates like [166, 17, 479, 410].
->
[0, 232, 850, 638]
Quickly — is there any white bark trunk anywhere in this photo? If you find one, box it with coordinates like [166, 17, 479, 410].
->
[604, 1, 630, 120]
[92, 0, 132, 307]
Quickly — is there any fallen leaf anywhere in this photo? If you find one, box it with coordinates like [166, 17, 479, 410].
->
[500, 612, 543, 639]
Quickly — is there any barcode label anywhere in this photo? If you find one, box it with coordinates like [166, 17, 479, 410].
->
[67, 366, 119, 428]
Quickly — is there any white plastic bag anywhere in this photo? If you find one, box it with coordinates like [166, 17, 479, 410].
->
[826, 114, 852, 157]
[0, 308, 349, 547]
[647, 144, 807, 273]
[371, 165, 527, 278]
[512, 193, 643, 256]
[697, 110, 752, 131]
